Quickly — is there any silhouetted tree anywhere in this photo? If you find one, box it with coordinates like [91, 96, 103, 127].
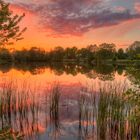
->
[96, 43, 116, 61]
[64, 47, 78, 60]
[13, 49, 28, 62]
[117, 48, 127, 59]
[0, 0, 26, 46]
[126, 41, 140, 59]
[49, 46, 64, 61]
[0, 47, 12, 61]
[87, 44, 98, 52]
[77, 48, 94, 62]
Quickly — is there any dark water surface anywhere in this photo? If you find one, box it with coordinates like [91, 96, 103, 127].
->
[0, 63, 140, 140]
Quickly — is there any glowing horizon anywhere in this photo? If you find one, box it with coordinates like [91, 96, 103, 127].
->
[6, 0, 140, 50]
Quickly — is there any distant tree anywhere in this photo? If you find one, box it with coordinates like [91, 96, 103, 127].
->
[13, 49, 28, 62]
[96, 43, 116, 61]
[50, 46, 64, 61]
[77, 48, 95, 62]
[64, 47, 78, 60]
[117, 48, 127, 59]
[0, 0, 26, 46]
[0, 47, 12, 61]
[126, 41, 140, 59]
[28, 47, 46, 61]
[87, 44, 98, 52]
[13, 47, 47, 62]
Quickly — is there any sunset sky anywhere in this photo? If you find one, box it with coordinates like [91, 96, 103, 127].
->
[6, 0, 140, 50]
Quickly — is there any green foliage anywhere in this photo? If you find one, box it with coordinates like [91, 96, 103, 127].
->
[0, 47, 12, 62]
[13, 47, 47, 62]
[124, 89, 140, 123]
[96, 43, 116, 61]
[126, 41, 140, 59]
[117, 48, 127, 59]
[13, 49, 29, 62]
[126, 66, 140, 86]
[1, 41, 140, 63]
[77, 48, 94, 62]
[0, 0, 26, 46]
[0, 127, 23, 140]
[78, 83, 139, 140]
[49, 46, 65, 61]
[63, 47, 78, 60]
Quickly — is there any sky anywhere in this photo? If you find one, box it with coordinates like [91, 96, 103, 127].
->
[5, 0, 140, 50]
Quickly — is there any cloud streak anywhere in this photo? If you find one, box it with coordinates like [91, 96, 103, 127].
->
[6, 0, 140, 36]
[135, 2, 140, 14]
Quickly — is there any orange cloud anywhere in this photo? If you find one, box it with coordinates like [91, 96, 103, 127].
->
[5, 0, 140, 51]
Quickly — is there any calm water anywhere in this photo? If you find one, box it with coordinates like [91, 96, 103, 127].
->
[0, 63, 140, 140]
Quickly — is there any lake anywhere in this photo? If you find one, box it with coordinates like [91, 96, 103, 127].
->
[0, 63, 140, 140]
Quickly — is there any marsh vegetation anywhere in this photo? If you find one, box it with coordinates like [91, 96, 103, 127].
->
[0, 1, 140, 140]
[0, 64, 139, 140]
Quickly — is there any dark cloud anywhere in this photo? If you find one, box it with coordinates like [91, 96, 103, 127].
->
[7, 0, 140, 35]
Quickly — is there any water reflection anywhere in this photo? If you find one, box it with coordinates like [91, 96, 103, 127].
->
[0, 81, 42, 139]
[49, 84, 61, 139]
[0, 64, 139, 140]
[0, 62, 138, 83]
[78, 85, 140, 140]
[0, 63, 121, 80]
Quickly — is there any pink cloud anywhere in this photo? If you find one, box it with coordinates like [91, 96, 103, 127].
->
[115, 6, 126, 12]
[6, 0, 140, 36]
[135, 2, 140, 13]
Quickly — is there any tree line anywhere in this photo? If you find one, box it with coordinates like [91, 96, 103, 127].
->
[0, 41, 140, 63]
[1, 1, 140, 64]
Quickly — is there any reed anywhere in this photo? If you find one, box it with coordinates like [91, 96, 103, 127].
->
[78, 82, 140, 140]
[0, 80, 42, 139]
[49, 83, 61, 138]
